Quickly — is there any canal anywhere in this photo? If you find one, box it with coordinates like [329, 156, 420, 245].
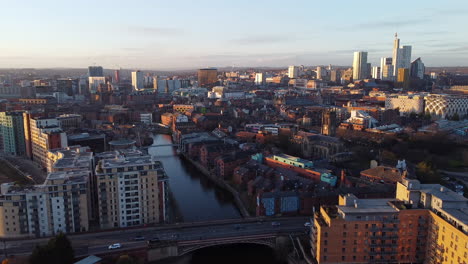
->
[148, 134, 241, 222]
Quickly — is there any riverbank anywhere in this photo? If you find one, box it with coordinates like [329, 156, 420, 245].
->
[179, 153, 251, 218]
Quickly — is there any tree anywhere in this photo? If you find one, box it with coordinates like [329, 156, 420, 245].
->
[451, 113, 460, 121]
[416, 161, 440, 184]
[29, 233, 74, 264]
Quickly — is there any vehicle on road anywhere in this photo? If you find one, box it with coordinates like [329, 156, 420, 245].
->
[133, 236, 145, 241]
[108, 243, 122, 250]
[271, 222, 281, 226]
[171, 234, 179, 239]
[304, 222, 312, 227]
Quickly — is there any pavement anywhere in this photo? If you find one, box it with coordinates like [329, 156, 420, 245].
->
[3, 217, 311, 257]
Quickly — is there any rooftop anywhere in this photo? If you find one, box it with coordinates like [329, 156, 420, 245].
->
[99, 155, 156, 169]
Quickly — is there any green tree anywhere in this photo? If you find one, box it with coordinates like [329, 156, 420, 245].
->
[451, 113, 460, 121]
[29, 233, 74, 264]
[116, 255, 137, 264]
[416, 161, 440, 183]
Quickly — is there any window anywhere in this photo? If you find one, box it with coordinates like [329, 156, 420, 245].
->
[355, 224, 358, 229]
[342, 248, 346, 253]
[342, 256, 345, 261]
[342, 240, 346, 245]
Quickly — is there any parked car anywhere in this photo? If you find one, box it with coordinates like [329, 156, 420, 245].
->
[108, 243, 122, 250]
[304, 222, 312, 227]
[271, 222, 281, 226]
[133, 236, 145, 241]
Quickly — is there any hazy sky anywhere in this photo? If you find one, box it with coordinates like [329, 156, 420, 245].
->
[1, 0, 467, 69]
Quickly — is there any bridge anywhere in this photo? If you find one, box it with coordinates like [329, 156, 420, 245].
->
[3, 217, 309, 260]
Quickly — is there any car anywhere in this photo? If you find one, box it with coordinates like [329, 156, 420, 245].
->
[304, 222, 312, 227]
[271, 222, 281, 226]
[108, 243, 122, 250]
[133, 236, 145, 241]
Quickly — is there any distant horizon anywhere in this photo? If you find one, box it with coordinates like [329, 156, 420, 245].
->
[1, 0, 468, 69]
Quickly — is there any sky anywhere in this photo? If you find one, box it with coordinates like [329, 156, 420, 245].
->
[1, 0, 468, 69]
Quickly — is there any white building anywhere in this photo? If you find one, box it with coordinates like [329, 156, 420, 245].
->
[288, 66, 299, 79]
[385, 94, 425, 115]
[380, 57, 393, 80]
[131, 71, 144, 91]
[255, 73, 266, 85]
[371, 66, 381, 79]
[88, 76, 106, 94]
[352, 51, 368, 80]
[425, 94, 468, 119]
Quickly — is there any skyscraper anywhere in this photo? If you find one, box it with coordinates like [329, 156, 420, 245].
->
[371, 66, 381, 79]
[392, 33, 412, 80]
[197, 68, 218, 87]
[380, 57, 393, 80]
[288, 66, 299, 78]
[254, 73, 266, 85]
[88, 66, 103, 77]
[114, 70, 120, 83]
[397, 68, 410, 90]
[410, 57, 425, 79]
[352, 51, 368, 80]
[131, 70, 144, 91]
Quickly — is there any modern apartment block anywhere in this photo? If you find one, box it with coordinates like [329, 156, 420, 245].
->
[0, 169, 90, 238]
[95, 155, 168, 229]
[0, 111, 26, 156]
[23, 114, 68, 168]
[311, 179, 467, 264]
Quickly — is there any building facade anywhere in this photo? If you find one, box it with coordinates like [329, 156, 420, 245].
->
[424, 94, 468, 119]
[0, 169, 90, 238]
[410, 58, 425, 79]
[131, 71, 145, 91]
[385, 94, 425, 115]
[311, 179, 468, 264]
[353, 51, 368, 80]
[0, 112, 26, 156]
[198, 68, 218, 87]
[95, 155, 168, 229]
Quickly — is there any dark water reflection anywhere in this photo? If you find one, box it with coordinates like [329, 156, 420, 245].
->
[148, 134, 240, 222]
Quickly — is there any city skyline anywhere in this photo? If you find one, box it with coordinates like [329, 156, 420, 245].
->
[1, 0, 468, 69]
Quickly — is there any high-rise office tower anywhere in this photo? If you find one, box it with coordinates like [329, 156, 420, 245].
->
[255, 73, 266, 85]
[392, 33, 412, 80]
[380, 57, 393, 80]
[352, 51, 368, 80]
[131, 70, 144, 91]
[410, 58, 425, 79]
[371, 66, 381, 79]
[56, 78, 78, 96]
[197, 68, 218, 87]
[88, 66, 103, 77]
[397, 68, 410, 90]
[288, 66, 299, 79]
[114, 70, 120, 83]
[0, 112, 26, 156]
[330, 70, 341, 83]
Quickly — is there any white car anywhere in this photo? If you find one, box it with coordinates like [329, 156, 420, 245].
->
[304, 222, 312, 227]
[108, 243, 122, 250]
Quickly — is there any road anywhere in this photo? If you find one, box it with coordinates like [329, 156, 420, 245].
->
[3, 217, 311, 257]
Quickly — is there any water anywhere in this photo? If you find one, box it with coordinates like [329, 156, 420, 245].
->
[148, 134, 240, 222]
[156, 244, 286, 264]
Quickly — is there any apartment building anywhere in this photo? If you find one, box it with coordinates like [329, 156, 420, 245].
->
[311, 179, 467, 264]
[23, 114, 68, 168]
[95, 155, 168, 229]
[0, 169, 90, 238]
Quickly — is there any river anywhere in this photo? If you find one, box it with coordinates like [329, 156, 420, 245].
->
[148, 134, 240, 222]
